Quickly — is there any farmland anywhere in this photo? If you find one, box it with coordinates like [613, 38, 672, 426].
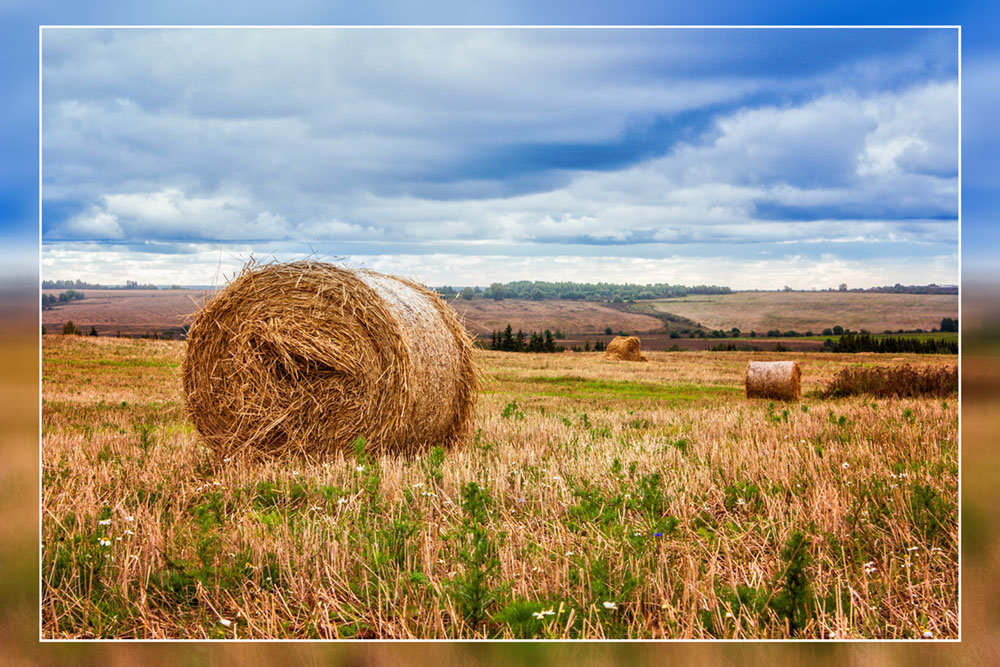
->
[641, 292, 957, 334]
[42, 335, 957, 639]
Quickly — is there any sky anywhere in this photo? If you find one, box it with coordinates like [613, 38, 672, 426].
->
[0, 2, 996, 291]
[36, 27, 959, 289]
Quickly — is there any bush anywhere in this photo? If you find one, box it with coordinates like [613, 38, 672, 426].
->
[820, 364, 957, 398]
[62, 321, 78, 335]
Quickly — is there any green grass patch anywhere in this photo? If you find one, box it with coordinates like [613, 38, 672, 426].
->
[500, 375, 738, 402]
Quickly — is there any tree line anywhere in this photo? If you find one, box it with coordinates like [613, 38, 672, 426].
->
[41, 290, 85, 309]
[437, 280, 731, 302]
[488, 325, 563, 352]
[43, 279, 162, 290]
[823, 333, 957, 354]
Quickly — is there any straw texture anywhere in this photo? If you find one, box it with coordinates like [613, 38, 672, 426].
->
[745, 360, 801, 401]
[603, 336, 647, 362]
[182, 261, 477, 458]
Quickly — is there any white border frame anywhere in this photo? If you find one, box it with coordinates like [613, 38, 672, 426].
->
[38, 24, 962, 644]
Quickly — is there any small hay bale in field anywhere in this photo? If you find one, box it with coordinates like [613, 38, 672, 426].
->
[604, 335, 647, 362]
[745, 361, 801, 401]
[182, 261, 477, 458]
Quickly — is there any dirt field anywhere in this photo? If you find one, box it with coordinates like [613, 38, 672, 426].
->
[643, 292, 957, 334]
[42, 289, 209, 335]
[42, 291, 666, 337]
[439, 299, 663, 336]
[42, 335, 957, 639]
[42, 289, 956, 341]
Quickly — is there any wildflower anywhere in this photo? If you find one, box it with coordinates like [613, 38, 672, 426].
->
[736, 497, 746, 506]
[413, 483, 424, 488]
[842, 462, 850, 469]
[922, 629, 933, 639]
[223, 457, 231, 463]
[602, 601, 616, 610]
[98, 519, 111, 526]
[125, 516, 134, 522]
[99, 538, 111, 547]
[653, 532, 663, 537]
[565, 551, 575, 557]
[532, 611, 546, 620]
[356, 465, 365, 472]
[219, 618, 232, 628]
[725, 611, 734, 619]
[907, 546, 919, 552]
[863, 561, 876, 574]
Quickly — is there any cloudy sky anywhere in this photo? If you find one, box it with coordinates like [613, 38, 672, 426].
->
[40, 27, 958, 289]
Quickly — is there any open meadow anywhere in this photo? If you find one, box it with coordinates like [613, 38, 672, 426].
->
[41, 335, 958, 639]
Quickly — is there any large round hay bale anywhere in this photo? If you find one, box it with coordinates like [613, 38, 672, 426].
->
[604, 335, 647, 362]
[745, 361, 801, 401]
[182, 261, 477, 458]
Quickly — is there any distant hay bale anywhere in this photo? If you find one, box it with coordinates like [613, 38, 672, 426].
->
[182, 260, 477, 459]
[745, 361, 801, 401]
[604, 336, 647, 362]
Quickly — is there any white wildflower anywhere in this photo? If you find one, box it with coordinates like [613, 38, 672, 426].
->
[98, 519, 111, 526]
[602, 601, 617, 610]
[219, 618, 232, 627]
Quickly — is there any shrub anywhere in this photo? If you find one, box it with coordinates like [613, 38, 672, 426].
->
[820, 364, 957, 398]
[62, 321, 78, 335]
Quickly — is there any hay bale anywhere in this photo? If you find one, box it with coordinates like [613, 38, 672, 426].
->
[745, 361, 801, 401]
[182, 261, 477, 458]
[604, 335, 647, 362]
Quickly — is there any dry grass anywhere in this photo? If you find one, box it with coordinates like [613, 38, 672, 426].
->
[42, 336, 957, 639]
[820, 364, 958, 399]
[182, 261, 476, 458]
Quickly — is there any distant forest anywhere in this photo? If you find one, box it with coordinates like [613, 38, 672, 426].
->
[837, 284, 957, 295]
[41, 279, 190, 290]
[435, 280, 731, 302]
[434, 281, 956, 301]
[43, 279, 160, 290]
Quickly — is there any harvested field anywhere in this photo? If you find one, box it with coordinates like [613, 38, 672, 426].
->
[42, 335, 957, 639]
[643, 292, 957, 334]
[43, 292, 665, 339]
[446, 299, 663, 336]
[42, 289, 207, 335]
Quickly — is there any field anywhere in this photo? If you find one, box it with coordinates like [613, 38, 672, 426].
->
[41, 289, 209, 336]
[642, 292, 958, 333]
[41, 335, 957, 639]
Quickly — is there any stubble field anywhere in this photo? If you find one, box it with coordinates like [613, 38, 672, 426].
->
[42, 335, 957, 639]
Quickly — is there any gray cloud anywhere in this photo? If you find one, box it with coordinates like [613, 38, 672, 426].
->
[41, 28, 958, 286]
